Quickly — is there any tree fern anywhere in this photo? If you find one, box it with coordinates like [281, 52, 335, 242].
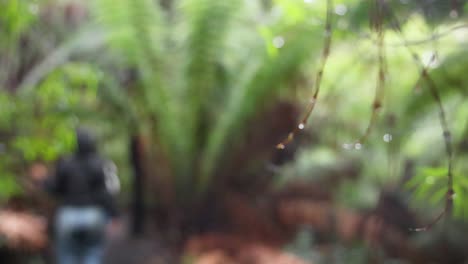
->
[199, 25, 320, 191]
[180, 0, 242, 189]
[93, 0, 192, 184]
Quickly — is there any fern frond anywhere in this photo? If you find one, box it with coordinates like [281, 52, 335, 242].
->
[93, 0, 191, 181]
[182, 0, 242, 169]
[199, 25, 320, 191]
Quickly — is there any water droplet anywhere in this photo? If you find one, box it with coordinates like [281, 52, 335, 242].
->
[272, 36, 285, 48]
[383, 133, 393, 142]
[342, 143, 352, 150]
[410, 227, 426, 232]
[298, 123, 305, 130]
[354, 143, 362, 150]
[421, 51, 439, 69]
[334, 4, 347, 16]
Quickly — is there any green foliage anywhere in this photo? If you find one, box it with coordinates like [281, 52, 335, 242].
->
[268, 0, 468, 223]
[348, 0, 468, 29]
[0, 0, 37, 41]
[0, 172, 21, 199]
[184, 0, 241, 158]
[0, 0, 466, 227]
[406, 167, 468, 219]
[200, 24, 320, 189]
[94, 0, 193, 194]
[88, 0, 326, 199]
[0, 60, 99, 200]
[403, 49, 468, 126]
[0, 93, 15, 128]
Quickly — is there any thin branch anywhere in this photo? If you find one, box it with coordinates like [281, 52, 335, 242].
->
[409, 184, 455, 232]
[357, 23, 468, 49]
[276, 0, 333, 149]
[385, 3, 455, 231]
[355, 0, 386, 145]
[386, 24, 468, 47]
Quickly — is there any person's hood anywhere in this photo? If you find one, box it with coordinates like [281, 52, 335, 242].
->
[76, 128, 97, 155]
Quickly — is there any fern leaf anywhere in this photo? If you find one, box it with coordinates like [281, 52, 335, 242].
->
[199, 25, 320, 191]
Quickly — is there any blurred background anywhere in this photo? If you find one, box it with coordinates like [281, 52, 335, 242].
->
[0, 0, 467, 263]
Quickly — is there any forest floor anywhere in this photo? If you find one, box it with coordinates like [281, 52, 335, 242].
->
[2, 187, 468, 263]
[102, 215, 309, 264]
[102, 214, 175, 264]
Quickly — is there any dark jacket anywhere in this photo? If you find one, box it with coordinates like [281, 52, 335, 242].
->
[45, 130, 118, 217]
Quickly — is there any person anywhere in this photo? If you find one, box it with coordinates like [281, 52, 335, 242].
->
[39, 128, 120, 264]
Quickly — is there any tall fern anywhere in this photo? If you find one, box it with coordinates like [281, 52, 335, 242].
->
[92, 0, 325, 199]
[93, 0, 191, 184]
[199, 25, 320, 191]
[182, 0, 241, 189]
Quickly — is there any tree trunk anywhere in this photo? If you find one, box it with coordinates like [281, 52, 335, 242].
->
[130, 135, 145, 236]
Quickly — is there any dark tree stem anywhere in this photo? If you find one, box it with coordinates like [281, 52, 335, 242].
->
[130, 135, 145, 236]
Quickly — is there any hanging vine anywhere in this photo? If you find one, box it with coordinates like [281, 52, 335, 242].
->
[354, 0, 387, 146]
[382, 1, 454, 231]
[276, 0, 334, 150]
